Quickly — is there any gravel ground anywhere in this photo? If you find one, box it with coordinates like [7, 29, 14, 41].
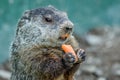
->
[0, 26, 120, 80]
[75, 26, 120, 80]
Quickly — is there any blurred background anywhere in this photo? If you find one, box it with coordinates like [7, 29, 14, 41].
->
[0, 0, 120, 80]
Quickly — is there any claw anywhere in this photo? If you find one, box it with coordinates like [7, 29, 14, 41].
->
[77, 49, 86, 62]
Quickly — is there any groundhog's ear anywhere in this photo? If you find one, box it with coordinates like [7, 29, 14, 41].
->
[47, 5, 57, 11]
[48, 5, 55, 8]
[22, 10, 31, 21]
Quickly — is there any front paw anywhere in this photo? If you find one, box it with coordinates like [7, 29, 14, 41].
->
[62, 53, 75, 68]
[77, 49, 86, 63]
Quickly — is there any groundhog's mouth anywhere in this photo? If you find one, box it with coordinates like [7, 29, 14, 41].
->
[58, 33, 70, 41]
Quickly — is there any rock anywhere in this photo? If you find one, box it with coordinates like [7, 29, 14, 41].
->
[81, 65, 103, 77]
[112, 63, 120, 76]
[86, 56, 102, 65]
[97, 77, 106, 80]
[85, 34, 102, 46]
[0, 70, 11, 80]
[84, 26, 120, 47]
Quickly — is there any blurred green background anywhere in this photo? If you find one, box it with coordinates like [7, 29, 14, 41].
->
[0, 0, 120, 63]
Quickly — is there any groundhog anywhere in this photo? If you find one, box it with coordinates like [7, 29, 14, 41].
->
[10, 6, 86, 80]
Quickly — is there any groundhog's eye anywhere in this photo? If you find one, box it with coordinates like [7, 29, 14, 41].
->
[44, 14, 53, 23]
[45, 17, 53, 23]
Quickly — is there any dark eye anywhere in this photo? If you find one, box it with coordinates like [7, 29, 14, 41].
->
[44, 14, 53, 23]
[45, 17, 53, 22]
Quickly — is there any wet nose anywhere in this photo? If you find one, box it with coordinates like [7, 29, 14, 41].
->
[60, 20, 74, 32]
[65, 26, 73, 32]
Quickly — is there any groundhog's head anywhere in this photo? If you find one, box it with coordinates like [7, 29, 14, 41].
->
[16, 6, 74, 47]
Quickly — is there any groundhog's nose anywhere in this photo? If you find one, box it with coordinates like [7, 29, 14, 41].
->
[60, 20, 74, 33]
[64, 21, 73, 33]
[65, 26, 72, 31]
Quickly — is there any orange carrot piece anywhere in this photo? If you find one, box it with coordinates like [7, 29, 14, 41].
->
[62, 44, 78, 62]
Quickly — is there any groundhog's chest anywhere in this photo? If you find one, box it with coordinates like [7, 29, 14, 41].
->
[42, 47, 64, 58]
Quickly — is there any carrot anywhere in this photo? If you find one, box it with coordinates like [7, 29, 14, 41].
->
[61, 44, 78, 62]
